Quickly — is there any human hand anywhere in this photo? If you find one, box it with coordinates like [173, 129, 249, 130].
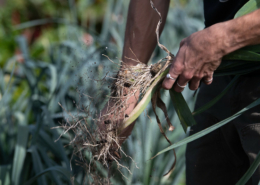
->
[98, 88, 139, 146]
[162, 24, 227, 92]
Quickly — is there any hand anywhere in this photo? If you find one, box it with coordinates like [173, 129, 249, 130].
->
[98, 89, 139, 146]
[162, 24, 227, 92]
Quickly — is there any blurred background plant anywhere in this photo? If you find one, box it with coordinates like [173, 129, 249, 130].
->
[0, 0, 204, 184]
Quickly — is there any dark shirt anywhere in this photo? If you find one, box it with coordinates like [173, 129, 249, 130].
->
[203, 0, 249, 27]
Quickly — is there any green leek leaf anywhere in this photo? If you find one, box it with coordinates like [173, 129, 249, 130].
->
[11, 125, 29, 185]
[152, 97, 260, 158]
[169, 89, 196, 132]
[193, 75, 239, 116]
[236, 151, 260, 185]
[24, 166, 79, 185]
[223, 50, 260, 61]
[234, 0, 260, 18]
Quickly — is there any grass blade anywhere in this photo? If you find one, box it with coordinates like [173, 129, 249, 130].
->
[169, 89, 196, 132]
[24, 166, 79, 185]
[29, 146, 47, 185]
[193, 75, 239, 116]
[38, 148, 64, 185]
[236, 151, 260, 185]
[223, 50, 260, 61]
[0, 165, 11, 185]
[11, 125, 29, 185]
[152, 97, 260, 158]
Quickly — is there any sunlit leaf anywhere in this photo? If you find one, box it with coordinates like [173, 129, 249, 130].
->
[234, 0, 260, 18]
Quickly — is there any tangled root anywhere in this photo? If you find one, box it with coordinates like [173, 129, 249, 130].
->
[53, 1, 176, 183]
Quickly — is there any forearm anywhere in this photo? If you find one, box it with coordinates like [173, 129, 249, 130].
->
[122, 0, 170, 66]
[216, 8, 260, 55]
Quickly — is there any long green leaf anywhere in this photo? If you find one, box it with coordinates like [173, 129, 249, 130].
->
[11, 125, 29, 185]
[234, 0, 260, 18]
[215, 62, 260, 76]
[24, 166, 79, 185]
[169, 89, 196, 132]
[241, 45, 260, 53]
[37, 148, 64, 185]
[236, 151, 260, 185]
[152, 97, 260, 158]
[223, 50, 260, 61]
[0, 165, 10, 185]
[28, 146, 47, 185]
[193, 75, 239, 116]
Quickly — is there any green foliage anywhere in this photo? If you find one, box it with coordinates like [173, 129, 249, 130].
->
[236, 152, 260, 185]
[0, 0, 207, 184]
[234, 0, 260, 18]
[169, 89, 196, 133]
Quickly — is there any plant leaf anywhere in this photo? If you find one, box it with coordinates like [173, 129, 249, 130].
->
[0, 165, 11, 185]
[234, 0, 260, 18]
[24, 166, 79, 185]
[236, 151, 260, 185]
[215, 62, 260, 76]
[11, 125, 29, 185]
[28, 146, 47, 185]
[169, 89, 196, 132]
[223, 50, 260, 61]
[193, 75, 239, 116]
[152, 97, 260, 158]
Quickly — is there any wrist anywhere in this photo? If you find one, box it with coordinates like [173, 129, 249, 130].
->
[219, 21, 245, 54]
[206, 22, 231, 58]
[216, 9, 260, 55]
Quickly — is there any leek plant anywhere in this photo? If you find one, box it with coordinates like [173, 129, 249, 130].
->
[1, 0, 259, 184]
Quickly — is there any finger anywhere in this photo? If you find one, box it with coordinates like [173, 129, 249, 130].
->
[202, 61, 219, 85]
[203, 72, 214, 85]
[187, 68, 202, 90]
[162, 49, 185, 90]
[173, 71, 193, 92]
[189, 76, 202, 90]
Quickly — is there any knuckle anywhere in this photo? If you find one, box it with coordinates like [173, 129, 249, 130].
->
[180, 39, 186, 46]
[173, 62, 184, 74]
[183, 72, 193, 80]
[196, 73, 204, 79]
[193, 73, 203, 79]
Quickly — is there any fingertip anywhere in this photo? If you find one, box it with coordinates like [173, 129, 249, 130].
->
[204, 80, 213, 85]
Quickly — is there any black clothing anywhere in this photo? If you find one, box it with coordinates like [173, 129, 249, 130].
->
[186, 76, 260, 185]
[203, 0, 249, 27]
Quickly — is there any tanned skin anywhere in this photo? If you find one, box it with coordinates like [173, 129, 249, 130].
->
[100, 0, 260, 143]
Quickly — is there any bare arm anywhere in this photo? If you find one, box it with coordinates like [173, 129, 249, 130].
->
[100, 0, 170, 144]
[122, 0, 170, 66]
[162, 8, 260, 92]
